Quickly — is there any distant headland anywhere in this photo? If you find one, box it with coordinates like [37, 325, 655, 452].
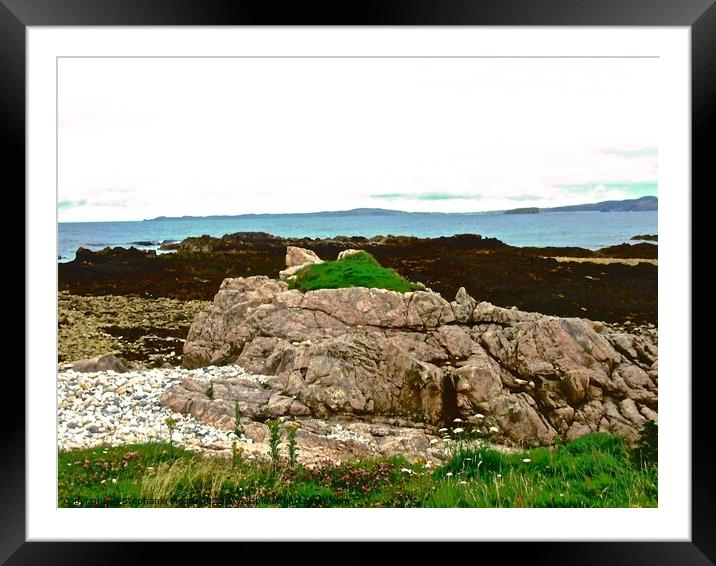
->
[144, 196, 657, 221]
[540, 195, 657, 213]
[505, 196, 657, 214]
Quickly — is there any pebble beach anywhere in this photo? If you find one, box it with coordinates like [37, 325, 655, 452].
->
[57, 365, 260, 452]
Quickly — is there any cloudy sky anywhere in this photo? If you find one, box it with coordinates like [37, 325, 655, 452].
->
[58, 57, 657, 222]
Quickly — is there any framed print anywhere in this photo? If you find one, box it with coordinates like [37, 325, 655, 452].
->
[7, 0, 710, 562]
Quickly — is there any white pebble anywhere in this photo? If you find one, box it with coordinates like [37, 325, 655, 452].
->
[57, 364, 263, 452]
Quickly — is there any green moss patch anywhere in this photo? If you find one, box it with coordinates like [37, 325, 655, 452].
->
[289, 251, 425, 293]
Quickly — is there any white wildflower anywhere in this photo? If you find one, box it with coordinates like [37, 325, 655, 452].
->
[453, 418, 463, 423]
[438, 428, 448, 432]
[489, 426, 499, 433]
[446, 472, 453, 477]
[400, 467, 413, 475]
[474, 413, 485, 419]
[453, 427, 464, 434]
[459, 480, 467, 485]
[429, 438, 439, 445]
[522, 458, 531, 463]
[111, 478, 117, 483]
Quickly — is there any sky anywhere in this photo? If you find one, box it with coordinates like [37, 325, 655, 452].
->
[58, 57, 658, 222]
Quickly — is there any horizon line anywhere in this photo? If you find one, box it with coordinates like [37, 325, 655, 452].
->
[57, 196, 658, 224]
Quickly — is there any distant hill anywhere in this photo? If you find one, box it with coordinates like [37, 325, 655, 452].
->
[147, 208, 409, 221]
[147, 197, 657, 221]
[543, 196, 657, 213]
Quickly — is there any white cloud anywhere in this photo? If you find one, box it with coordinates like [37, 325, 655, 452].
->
[58, 57, 658, 221]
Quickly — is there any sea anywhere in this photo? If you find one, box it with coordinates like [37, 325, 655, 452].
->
[58, 210, 657, 262]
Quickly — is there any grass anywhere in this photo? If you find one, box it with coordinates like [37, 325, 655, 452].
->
[58, 432, 657, 508]
[288, 251, 425, 293]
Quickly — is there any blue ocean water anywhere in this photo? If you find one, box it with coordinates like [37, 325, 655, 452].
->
[58, 211, 657, 262]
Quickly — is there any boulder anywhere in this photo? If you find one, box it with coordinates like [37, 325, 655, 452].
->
[170, 274, 658, 446]
[279, 247, 325, 280]
[337, 248, 363, 261]
[68, 353, 128, 373]
[285, 246, 323, 268]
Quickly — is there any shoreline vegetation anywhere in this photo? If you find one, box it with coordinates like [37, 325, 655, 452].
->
[59, 430, 657, 508]
[58, 230, 658, 508]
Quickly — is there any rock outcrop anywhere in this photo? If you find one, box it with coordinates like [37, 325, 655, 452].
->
[279, 246, 324, 280]
[164, 268, 658, 447]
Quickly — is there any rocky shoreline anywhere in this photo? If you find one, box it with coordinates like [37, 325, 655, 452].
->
[59, 232, 657, 324]
[58, 235, 658, 463]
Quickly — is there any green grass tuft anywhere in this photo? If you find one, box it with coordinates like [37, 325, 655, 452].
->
[431, 432, 657, 508]
[288, 251, 425, 293]
[58, 443, 194, 507]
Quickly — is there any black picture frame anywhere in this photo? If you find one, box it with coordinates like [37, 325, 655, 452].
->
[7, 0, 708, 563]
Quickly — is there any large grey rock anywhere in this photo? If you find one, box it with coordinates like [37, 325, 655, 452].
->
[171, 274, 659, 447]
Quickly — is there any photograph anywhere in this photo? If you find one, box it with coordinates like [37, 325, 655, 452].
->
[55, 54, 660, 509]
[5, 4, 705, 557]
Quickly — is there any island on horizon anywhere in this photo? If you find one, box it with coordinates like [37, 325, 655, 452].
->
[142, 196, 657, 222]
